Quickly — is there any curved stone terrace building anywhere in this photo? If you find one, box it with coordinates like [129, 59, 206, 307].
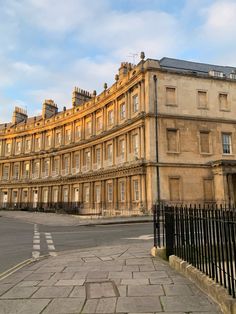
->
[1, 54, 236, 214]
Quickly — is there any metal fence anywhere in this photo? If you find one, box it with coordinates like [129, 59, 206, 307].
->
[153, 203, 236, 298]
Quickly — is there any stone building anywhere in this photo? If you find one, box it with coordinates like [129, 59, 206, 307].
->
[0, 54, 236, 213]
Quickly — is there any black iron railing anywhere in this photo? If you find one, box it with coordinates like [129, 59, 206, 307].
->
[153, 204, 236, 298]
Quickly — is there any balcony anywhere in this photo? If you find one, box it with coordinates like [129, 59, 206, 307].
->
[128, 152, 139, 162]
[92, 163, 101, 171]
[103, 159, 113, 168]
[41, 172, 49, 179]
[61, 169, 70, 176]
[2, 176, 9, 181]
[51, 170, 59, 178]
[32, 173, 40, 180]
[12, 175, 20, 181]
[81, 165, 90, 173]
[116, 156, 125, 165]
[22, 173, 30, 180]
[72, 167, 80, 175]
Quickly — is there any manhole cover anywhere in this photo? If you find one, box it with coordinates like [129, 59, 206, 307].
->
[86, 281, 119, 299]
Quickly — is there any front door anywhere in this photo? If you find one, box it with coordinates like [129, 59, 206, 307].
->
[33, 190, 38, 208]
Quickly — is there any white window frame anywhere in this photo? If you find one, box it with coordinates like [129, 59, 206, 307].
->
[120, 103, 126, 120]
[120, 182, 125, 202]
[107, 110, 114, 126]
[222, 133, 232, 154]
[132, 94, 139, 112]
[133, 180, 139, 202]
[107, 183, 113, 202]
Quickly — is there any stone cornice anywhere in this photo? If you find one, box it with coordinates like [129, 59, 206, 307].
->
[0, 161, 146, 187]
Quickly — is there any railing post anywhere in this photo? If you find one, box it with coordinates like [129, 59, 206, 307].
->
[165, 206, 175, 258]
[153, 204, 157, 247]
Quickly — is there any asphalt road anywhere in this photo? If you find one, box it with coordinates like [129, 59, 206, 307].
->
[0, 216, 153, 274]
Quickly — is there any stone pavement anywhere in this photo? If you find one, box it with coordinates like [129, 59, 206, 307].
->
[0, 243, 222, 314]
[0, 210, 152, 227]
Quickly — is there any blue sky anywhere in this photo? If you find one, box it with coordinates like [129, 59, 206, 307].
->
[0, 0, 236, 122]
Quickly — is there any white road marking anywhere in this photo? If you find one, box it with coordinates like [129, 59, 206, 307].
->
[33, 228, 57, 258]
[44, 232, 57, 255]
[49, 252, 58, 257]
[124, 234, 154, 240]
[32, 224, 40, 259]
[47, 244, 55, 251]
[32, 251, 40, 259]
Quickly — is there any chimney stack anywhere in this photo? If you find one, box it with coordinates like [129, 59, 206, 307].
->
[42, 99, 58, 119]
[72, 87, 92, 107]
[12, 107, 28, 124]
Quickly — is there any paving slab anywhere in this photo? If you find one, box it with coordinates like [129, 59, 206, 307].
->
[0, 286, 39, 299]
[0, 243, 222, 314]
[41, 297, 85, 314]
[160, 295, 220, 312]
[163, 284, 194, 296]
[69, 286, 86, 298]
[116, 296, 162, 313]
[128, 284, 164, 296]
[32, 286, 73, 298]
[96, 297, 117, 313]
[86, 282, 118, 299]
[55, 279, 85, 286]
[0, 284, 14, 296]
[82, 299, 99, 313]
[87, 271, 109, 279]
[0, 299, 50, 314]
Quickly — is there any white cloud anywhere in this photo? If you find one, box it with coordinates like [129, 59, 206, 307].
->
[1, 0, 236, 124]
[202, 0, 236, 40]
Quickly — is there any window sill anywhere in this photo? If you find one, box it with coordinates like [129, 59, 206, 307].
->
[222, 153, 234, 156]
[220, 109, 231, 112]
[200, 152, 212, 156]
[167, 151, 180, 154]
[165, 103, 177, 107]
[197, 107, 209, 110]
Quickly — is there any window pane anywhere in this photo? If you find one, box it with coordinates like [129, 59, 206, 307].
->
[222, 133, 232, 154]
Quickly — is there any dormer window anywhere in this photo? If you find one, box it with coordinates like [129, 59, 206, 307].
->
[229, 72, 236, 80]
[209, 70, 224, 78]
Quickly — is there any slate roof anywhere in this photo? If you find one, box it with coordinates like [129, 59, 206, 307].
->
[159, 57, 236, 76]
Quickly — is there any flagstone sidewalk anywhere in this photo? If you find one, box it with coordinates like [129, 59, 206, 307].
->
[0, 242, 222, 314]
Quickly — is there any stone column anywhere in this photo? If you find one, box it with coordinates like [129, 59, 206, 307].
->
[125, 92, 130, 120]
[90, 182, 94, 210]
[101, 180, 105, 211]
[126, 176, 131, 210]
[140, 79, 145, 112]
[227, 174, 234, 205]
[103, 106, 107, 131]
[113, 178, 118, 210]
[140, 126, 145, 159]
[71, 121, 75, 143]
[141, 174, 147, 210]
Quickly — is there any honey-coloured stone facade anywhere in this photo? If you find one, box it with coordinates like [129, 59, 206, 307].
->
[1, 55, 236, 213]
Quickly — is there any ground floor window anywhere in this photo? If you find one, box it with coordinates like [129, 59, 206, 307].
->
[133, 180, 139, 201]
[120, 182, 125, 202]
[107, 183, 113, 202]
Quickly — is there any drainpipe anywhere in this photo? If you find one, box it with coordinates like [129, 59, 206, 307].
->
[153, 74, 161, 248]
[153, 75, 161, 205]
